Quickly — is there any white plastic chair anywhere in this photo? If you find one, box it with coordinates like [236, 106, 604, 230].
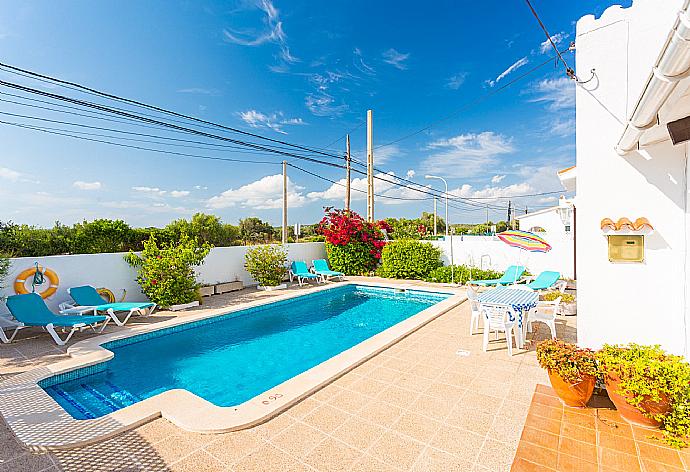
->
[480, 303, 518, 356]
[527, 297, 561, 340]
[467, 286, 482, 335]
[555, 280, 568, 293]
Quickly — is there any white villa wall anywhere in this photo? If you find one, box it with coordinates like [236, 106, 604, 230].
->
[576, 1, 689, 355]
[0, 242, 326, 315]
[431, 235, 574, 279]
[517, 208, 569, 237]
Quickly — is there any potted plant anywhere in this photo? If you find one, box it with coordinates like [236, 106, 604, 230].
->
[124, 233, 211, 311]
[199, 284, 215, 297]
[214, 275, 244, 294]
[244, 245, 288, 291]
[542, 291, 576, 315]
[536, 340, 598, 408]
[597, 344, 690, 445]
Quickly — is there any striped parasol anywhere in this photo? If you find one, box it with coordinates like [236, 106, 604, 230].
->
[497, 230, 552, 253]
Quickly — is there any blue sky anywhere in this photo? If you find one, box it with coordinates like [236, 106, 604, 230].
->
[0, 0, 627, 227]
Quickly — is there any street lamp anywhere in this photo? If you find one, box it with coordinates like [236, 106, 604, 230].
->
[426, 174, 454, 284]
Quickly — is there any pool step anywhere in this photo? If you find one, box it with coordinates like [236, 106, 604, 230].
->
[47, 382, 141, 420]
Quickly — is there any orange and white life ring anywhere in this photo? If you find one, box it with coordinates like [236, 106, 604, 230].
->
[14, 266, 60, 299]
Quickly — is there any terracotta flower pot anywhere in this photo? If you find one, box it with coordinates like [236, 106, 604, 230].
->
[548, 370, 596, 408]
[605, 373, 671, 429]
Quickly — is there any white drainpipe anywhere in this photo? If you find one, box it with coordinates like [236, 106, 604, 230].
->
[616, 1, 690, 155]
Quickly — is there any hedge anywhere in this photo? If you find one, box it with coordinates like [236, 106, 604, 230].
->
[378, 240, 442, 279]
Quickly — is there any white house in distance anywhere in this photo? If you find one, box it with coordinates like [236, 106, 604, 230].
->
[576, 0, 690, 357]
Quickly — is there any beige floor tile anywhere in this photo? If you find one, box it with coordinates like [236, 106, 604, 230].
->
[232, 443, 302, 472]
[252, 412, 296, 440]
[285, 397, 322, 420]
[392, 411, 442, 444]
[431, 425, 485, 462]
[0, 452, 54, 472]
[270, 422, 328, 459]
[476, 439, 518, 472]
[410, 394, 457, 421]
[412, 447, 474, 472]
[135, 419, 181, 445]
[350, 454, 400, 472]
[368, 366, 403, 384]
[357, 399, 404, 427]
[152, 433, 202, 464]
[445, 405, 495, 436]
[347, 377, 390, 398]
[304, 437, 362, 472]
[169, 450, 227, 472]
[377, 384, 420, 409]
[395, 373, 432, 393]
[326, 388, 371, 414]
[330, 416, 385, 451]
[203, 430, 265, 465]
[369, 430, 425, 470]
[486, 416, 526, 448]
[302, 404, 353, 434]
[423, 381, 467, 400]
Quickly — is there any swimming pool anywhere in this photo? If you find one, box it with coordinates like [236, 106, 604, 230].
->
[41, 284, 449, 420]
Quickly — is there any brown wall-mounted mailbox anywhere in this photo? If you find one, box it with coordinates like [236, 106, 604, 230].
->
[608, 235, 644, 262]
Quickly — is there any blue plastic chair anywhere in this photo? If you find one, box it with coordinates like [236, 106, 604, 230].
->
[4, 293, 108, 345]
[472, 265, 526, 286]
[526, 271, 561, 291]
[67, 285, 156, 326]
[289, 261, 319, 286]
[312, 259, 344, 282]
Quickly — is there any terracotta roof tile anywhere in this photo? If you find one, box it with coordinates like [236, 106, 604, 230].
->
[600, 217, 654, 232]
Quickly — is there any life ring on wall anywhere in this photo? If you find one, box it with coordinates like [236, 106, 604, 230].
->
[13, 266, 60, 299]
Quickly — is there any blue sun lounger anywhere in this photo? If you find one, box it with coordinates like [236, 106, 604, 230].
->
[471, 265, 526, 287]
[4, 293, 109, 345]
[312, 259, 344, 282]
[64, 285, 156, 326]
[525, 271, 561, 291]
[289, 261, 319, 286]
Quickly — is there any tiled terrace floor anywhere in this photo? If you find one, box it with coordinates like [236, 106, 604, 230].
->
[0, 278, 576, 471]
[512, 386, 690, 472]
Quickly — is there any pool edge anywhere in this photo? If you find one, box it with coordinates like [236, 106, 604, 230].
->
[0, 281, 465, 451]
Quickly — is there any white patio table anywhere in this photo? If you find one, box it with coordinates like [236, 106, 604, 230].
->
[477, 286, 538, 349]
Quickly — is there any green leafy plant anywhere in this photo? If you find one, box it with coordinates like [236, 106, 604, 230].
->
[244, 245, 288, 287]
[597, 344, 690, 448]
[536, 340, 598, 383]
[543, 291, 575, 303]
[124, 234, 210, 307]
[0, 253, 10, 298]
[423, 265, 503, 285]
[378, 240, 441, 279]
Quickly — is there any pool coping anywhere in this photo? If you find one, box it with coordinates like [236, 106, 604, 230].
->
[0, 281, 465, 451]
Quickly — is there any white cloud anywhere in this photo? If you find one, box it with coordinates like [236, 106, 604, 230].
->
[132, 186, 164, 195]
[421, 131, 515, 178]
[539, 32, 567, 54]
[451, 182, 534, 201]
[208, 174, 307, 209]
[406, 169, 415, 179]
[529, 77, 575, 111]
[169, 190, 190, 198]
[353, 48, 376, 75]
[176, 87, 218, 95]
[132, 186, 190, 198]
[72, 181, 102, 191]
[491, 175, 506, 184]
[222, 0, 297, 65]
[0, 167, 21, 181]
[373, 144, 403, 165]
[487, 57, 528, 87]
[305, 93, 348, 117]
[238, 110, 306, 134]
[549, 116, 575, 137]
[446, 72, 468, 90]
[307, 171, 429, 206]
[194, 185, 209, 190]
[382, 48, 410, 70]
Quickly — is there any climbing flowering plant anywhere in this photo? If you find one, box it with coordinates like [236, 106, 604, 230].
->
[124, 233, 210, 307]
[317, 208, 390, 275]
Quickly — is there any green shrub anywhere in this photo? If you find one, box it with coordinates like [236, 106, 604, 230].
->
[325, 242, 378, 275]
[536, 340, 598, 383]
[424, 265, 503, 284]
[598, 344, 690, 448]
[244, 245, 288, 287]
[0, 254, 9, 295]
[124, 234, 210, 307]
[378, 240, 441, 279]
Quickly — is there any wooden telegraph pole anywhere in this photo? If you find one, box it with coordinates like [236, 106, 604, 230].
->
[345, 134, 351, 212]
[366, 110, 374, 222]
[282, 161, 288, 244]
[433, 197, 438, 236]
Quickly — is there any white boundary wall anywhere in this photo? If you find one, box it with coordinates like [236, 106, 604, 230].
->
[0, 243, 326, 314]
[430, 235, 574, 279]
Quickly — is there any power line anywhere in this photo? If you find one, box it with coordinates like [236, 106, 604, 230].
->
[523, 0, 575, 79]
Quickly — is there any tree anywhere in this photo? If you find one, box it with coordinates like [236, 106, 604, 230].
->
[239, 217, 275, 244]
[71, 219, 137, 254]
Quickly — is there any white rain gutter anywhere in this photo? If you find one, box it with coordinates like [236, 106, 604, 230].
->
[616, 1, 690, 155]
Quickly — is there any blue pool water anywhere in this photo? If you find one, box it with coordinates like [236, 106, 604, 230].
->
[41, 285, 449, 420]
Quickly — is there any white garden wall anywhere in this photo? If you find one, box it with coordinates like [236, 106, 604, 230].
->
[431, 235, 574, 280]
[0, 242, 326, 315]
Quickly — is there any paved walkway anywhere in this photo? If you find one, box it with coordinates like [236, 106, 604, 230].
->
[0, 278, 576, 471]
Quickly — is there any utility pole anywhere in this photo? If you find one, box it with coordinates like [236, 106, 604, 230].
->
[345, 134, 351, 212]
[282, 161, 288, 244]
[433, 197, 438, 237]
[486, 205, 489, 229]
[366, 109, 374, 222]
[507, 200, 512, 229]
